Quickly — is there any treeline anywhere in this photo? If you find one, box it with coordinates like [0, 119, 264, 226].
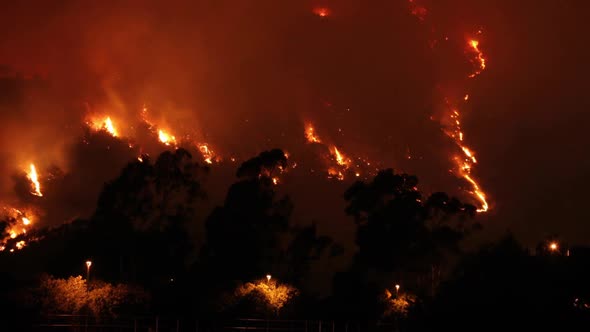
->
[1, 148, 590, 331]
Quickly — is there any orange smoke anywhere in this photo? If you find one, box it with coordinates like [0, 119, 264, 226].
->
[313, 7, 330, 17]
[26, 164, 42, 197]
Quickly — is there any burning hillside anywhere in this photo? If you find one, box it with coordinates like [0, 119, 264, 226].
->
[0, 1, 501, 252]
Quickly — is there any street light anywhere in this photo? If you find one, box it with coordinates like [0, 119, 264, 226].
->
[85, 260, 92, 280]
[395, 284, 400, 295]
[549, 242, 558, 252]
[266, 274, 272, 283]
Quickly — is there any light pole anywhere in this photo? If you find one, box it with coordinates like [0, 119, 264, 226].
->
[266, 274, 272, 284]
[85, 260, 92, 281]
[395, 284, 400, 295]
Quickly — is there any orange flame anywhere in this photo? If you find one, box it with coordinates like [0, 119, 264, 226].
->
[158, 129, 177, 146]
[0, 207, 36, 252]
[88, 116, 118, 137]
[468, 39, 486, 78]
[198, 144, 216, 164]
[26, 164, 42, 197]
[305, 123, 322, 143]
[332, 146, 351, 167]
[407, 4, 490, 212]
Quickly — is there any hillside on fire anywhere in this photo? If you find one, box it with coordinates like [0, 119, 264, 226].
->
[1, 0, 590, 330]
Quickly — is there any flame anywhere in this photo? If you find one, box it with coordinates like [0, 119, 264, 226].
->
[408, 5, 490, 212]
[463, 173, 489, 212]
[158, 130, 177, 146]
[26, 164, 43, 197]
[15, 240, 26, 250]
[272, 177, 279, 185]
[305, 123, 322, 143]
[467, 39, 486, 78]
[328, 168, 345, 181]
[0, 207, 37, 252]
[198, 144, 216, 164]
[304, 122, 368, 181]
[88, 116, 118, 137]
[332, 146, 350, 167]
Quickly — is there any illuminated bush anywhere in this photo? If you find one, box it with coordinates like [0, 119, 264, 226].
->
[234, 278, 298, 315]
[39, 275, 147, 317]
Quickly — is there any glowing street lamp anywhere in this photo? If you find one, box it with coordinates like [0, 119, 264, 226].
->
[395, 284, 400, 295]
[85, 260, 92, 280]
[549, 242, 558, 252]
[266, 274, 272, 283]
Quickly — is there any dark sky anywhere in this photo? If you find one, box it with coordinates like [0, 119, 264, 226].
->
[0, 0, 589, 249]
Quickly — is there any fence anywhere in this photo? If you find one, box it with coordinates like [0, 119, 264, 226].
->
[34, 315, 395, 332]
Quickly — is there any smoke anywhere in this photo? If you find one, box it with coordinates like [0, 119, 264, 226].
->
[0, 0, 588, 246]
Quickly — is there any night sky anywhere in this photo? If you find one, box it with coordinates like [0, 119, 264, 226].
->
[0, 0, 589, 253]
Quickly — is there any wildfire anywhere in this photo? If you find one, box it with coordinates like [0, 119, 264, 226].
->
[332, 146, 351, 167]
[304, 122, 359, 180]
[158, 130, 177, 146]
[463, 173, 489, 212]
[26, 164, 43, 197]
[88, 116, 118, 137]
[467, 39, 486, 78]
[408, 5, 490, 212]
[305, 123, 322, 143]
[198, 144, 216, 164]
[0, 207, 36, 252]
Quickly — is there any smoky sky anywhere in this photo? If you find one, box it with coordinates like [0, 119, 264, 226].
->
[0, 0, 589, 249]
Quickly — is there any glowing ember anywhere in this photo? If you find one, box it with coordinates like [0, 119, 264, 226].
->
[26, 164, 43, 197]
[468, 39, 486, 78]
[313, 7, 330, 17]
[272, 177, 279, 185]
[22, 217, 31, 226]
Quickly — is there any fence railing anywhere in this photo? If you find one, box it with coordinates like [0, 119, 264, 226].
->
[34, 315, 396, 332]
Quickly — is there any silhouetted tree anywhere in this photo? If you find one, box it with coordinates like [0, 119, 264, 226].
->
[88, 149, 208, 295]
[426, 234, 590, 331]
[202, 150, 292, 285]
[200, 149, 334, 316]
[331, 169, 476, 319]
